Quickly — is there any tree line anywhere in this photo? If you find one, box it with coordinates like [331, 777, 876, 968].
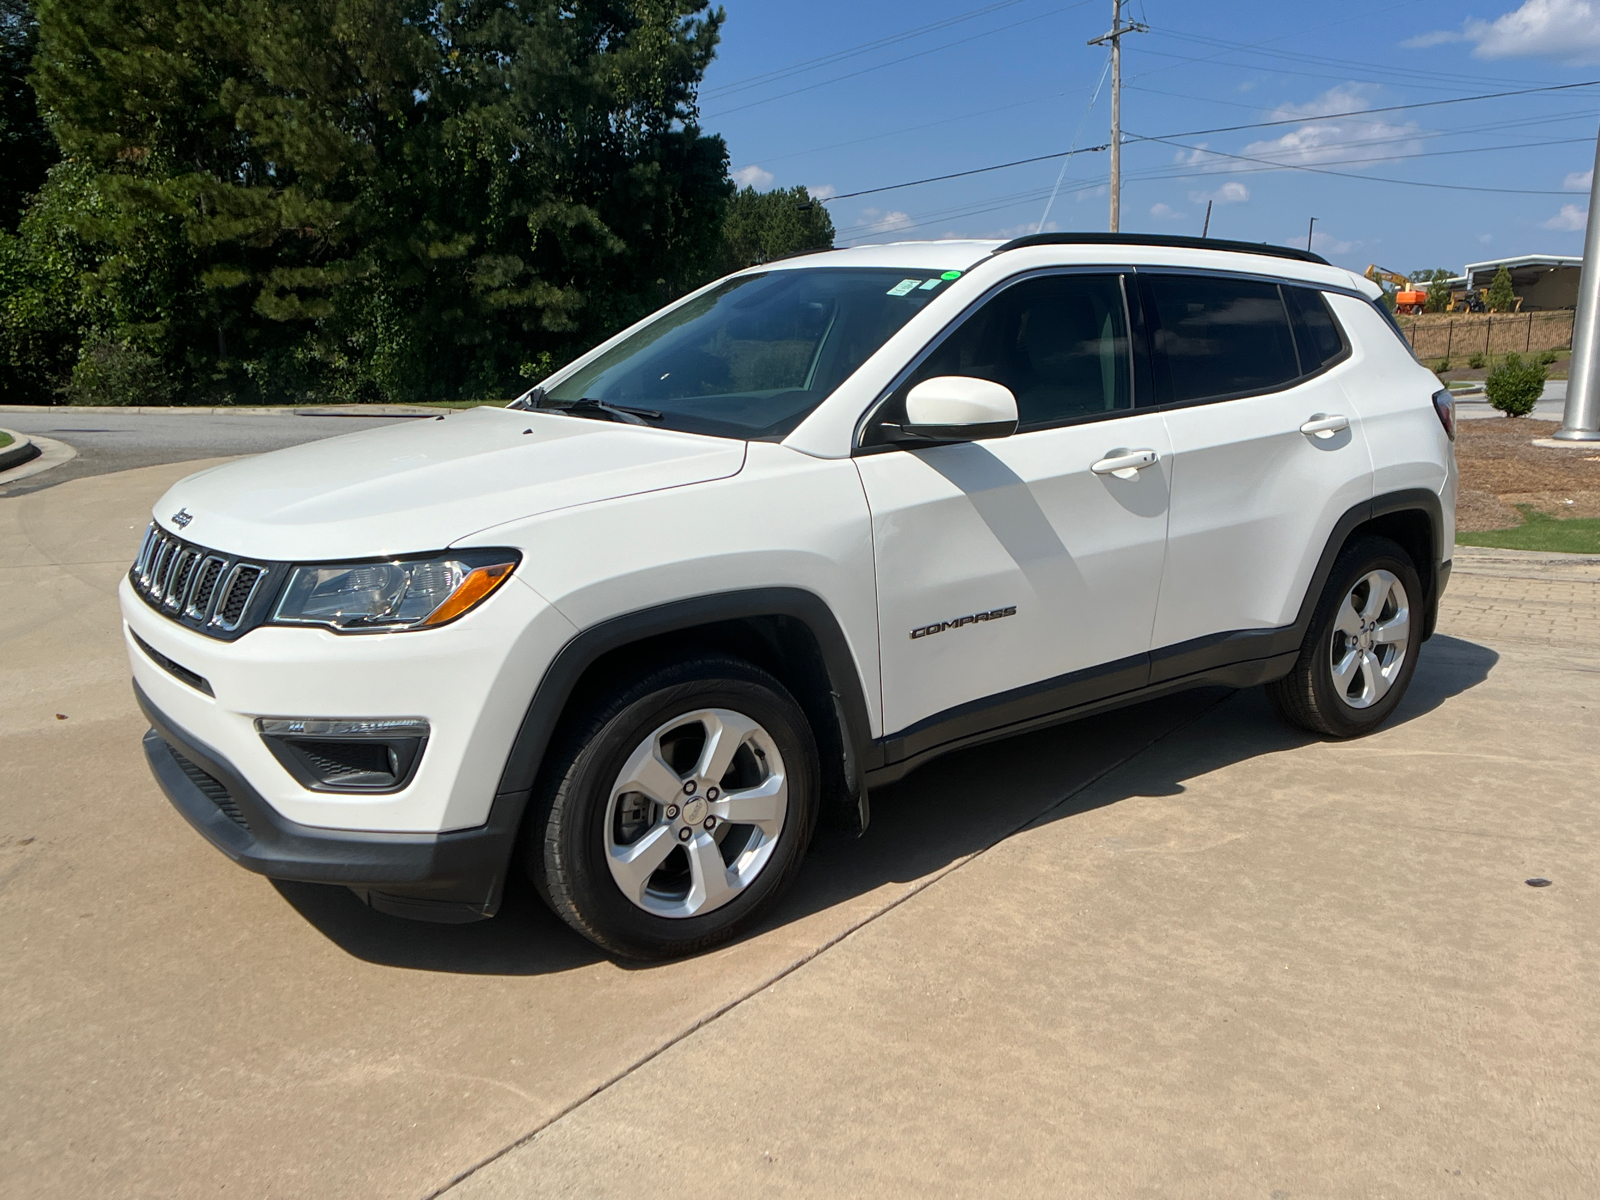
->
[0, 0, 834, 405]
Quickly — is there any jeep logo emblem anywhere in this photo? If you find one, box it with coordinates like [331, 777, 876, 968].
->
[171, 508, 193, 528]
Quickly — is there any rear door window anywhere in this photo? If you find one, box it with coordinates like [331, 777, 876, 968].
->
[1140, 274, 1301, 404]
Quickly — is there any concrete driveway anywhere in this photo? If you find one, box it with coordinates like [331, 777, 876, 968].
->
[2, 459, 1596, 1199]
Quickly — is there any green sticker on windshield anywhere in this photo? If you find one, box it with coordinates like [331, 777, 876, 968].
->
[886, 279, 920, 296]
[941, 270, 962, 280]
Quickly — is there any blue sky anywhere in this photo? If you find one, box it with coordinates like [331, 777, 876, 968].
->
[697, 0, 1600, 276]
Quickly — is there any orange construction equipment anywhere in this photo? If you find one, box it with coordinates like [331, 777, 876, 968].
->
[1364, 264, 1428, 314]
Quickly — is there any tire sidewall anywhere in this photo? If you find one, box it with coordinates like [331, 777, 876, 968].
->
[1307, 540, 1423, 736]
[548, 667, 818, 958]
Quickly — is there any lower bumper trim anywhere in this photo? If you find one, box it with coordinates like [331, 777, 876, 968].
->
[135, 680, 519, 920]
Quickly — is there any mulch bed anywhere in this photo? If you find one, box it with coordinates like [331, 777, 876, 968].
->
[1454, 417, 1600, 530]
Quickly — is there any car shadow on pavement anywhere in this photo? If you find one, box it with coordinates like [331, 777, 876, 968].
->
[275, 634, 1497, 975]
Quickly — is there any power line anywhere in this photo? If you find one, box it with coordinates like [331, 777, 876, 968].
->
[704, 2, 1095, 119]
[834, 133, 1597, 240]
[1126, 80, 1600, 145]
[823, 144, 1110, 202]
[1128, 131, 1594, 195]
[818, 78, 1600, 203]
[702, 0, 1034, 98]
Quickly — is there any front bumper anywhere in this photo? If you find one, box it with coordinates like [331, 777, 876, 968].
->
[137, 681, 518, 922]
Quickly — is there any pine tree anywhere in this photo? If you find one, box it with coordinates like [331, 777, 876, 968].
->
[0, 0, 57, 230]
[22, 0, 733, 403]
[1485, 265, 1517, 313]
[717, 186, 836, 275]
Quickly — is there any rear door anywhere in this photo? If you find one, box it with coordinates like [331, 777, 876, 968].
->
[855, 271, 1172, 745]
[1142, 272, 1373, 676]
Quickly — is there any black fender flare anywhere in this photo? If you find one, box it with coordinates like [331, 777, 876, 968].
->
[485, 586, 877, 874]
[1294, 487, 1446, 644]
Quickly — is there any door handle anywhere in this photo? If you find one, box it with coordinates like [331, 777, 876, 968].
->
[1090, 448, 1159, 479]
[1299, 413, 1350, 439]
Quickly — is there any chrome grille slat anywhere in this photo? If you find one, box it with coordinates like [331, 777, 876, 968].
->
[128, 529, 272, 640]
[163, 548, 199, 610]
[185, 556, 227, 621]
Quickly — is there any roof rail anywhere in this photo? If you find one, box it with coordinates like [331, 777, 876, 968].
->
[992, 231, 1330, 266]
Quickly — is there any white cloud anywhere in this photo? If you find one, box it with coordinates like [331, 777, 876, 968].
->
[1565, 169, 1594, 191]
[732, 164, 774, 189]
[1309, 230, 1357, 256]
[978, 220, 1060, 239]
[1150, 202, 1187, 221]
[1478, 233, 1495, 244]
[1189, 181, 1250, 205]
[1543, 203, 1589, 230]
[1239, 84, 1424, 170]
[1408, 0, 1600, 65]
[1400, 30, 1464, 48]
[806, 184, 837, 200]
[856, 207, 914, 236]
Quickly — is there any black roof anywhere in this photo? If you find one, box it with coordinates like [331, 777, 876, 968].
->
[993, 231, 1330, 266]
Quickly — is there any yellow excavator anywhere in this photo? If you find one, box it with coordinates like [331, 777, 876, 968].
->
[1364, 265, 1428, 314]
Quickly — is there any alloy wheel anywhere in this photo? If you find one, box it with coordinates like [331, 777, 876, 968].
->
[1329, 569, 1410, 710]
[602, 708, 789, 919]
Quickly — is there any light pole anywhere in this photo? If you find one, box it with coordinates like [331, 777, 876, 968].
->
[1554, 122, 1600, 441]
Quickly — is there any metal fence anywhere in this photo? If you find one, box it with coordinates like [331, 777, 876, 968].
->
[1395, 311, 1575, 362]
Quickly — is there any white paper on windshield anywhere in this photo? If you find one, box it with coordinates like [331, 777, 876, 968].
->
[886, 279, 920, 296]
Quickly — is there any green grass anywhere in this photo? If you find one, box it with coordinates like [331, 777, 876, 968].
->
[0, 431, 12, 450]
[1457, 505, 1600, 554]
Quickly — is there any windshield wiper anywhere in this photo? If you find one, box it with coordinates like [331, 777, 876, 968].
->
[537, 397, 663, 426]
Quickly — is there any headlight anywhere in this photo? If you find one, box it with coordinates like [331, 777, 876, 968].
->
[272, 550, 520, 632]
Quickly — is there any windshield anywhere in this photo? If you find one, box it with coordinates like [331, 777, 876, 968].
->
[539, 268, 962, 439]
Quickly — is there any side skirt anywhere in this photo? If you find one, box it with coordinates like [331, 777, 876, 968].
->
[864, 646, 1297, 788]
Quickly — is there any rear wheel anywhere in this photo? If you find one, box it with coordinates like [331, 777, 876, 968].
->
[529, 656, 819, 960]
[1269, 536, 1422, 738]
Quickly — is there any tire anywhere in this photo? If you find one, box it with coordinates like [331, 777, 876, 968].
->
[1268, 535, 1424, 738]
[527, 655, 820, 960]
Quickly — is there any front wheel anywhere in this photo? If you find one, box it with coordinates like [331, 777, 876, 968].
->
[528, 656, 819, 960]
[1268, 536, 1423, 738]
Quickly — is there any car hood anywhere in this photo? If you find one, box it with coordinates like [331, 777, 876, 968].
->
[151, 406, 748, 562]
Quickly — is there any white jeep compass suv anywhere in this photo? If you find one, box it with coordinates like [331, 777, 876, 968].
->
[122, 233, 1457, 959]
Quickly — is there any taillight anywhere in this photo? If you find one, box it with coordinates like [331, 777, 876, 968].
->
[1431, 388, 1456, 441]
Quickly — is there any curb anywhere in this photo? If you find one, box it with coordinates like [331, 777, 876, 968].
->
[0, 430, 40, 473]
[0, 432, 78, 489]
[0, 404, 469, 418]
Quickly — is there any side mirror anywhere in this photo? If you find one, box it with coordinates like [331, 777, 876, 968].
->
[889, 376, 1019, 444]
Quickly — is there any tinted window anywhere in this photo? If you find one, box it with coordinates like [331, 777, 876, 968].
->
[1284, 286, 1347, 370]
[872, 273, 1130, 437]
[542, 268, 957, 440]
[1142, 274, 1299, 403]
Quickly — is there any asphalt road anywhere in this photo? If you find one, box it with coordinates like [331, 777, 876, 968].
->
[3, 459, 1597, 1198]
[0, 408, 427, 495]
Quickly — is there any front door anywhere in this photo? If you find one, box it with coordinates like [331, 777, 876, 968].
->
[854, 271, 1172, 751]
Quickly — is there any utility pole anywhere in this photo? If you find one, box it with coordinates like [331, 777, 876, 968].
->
[1089, 0, 1146, 233]
[1202, 201, 1212, 238]
[1554, 121, 1600, 441]
[1307, 216, 1318, 253]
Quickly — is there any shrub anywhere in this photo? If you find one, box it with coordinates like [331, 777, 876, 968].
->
[1467, 351, 1486, 369]
[1485, 265, 1517, 313]
[1432, 358, 1451, 373]
[1538, 348, 1560, 366]
[64, 339, 176, 406]
[1485, 352, 1546, 417]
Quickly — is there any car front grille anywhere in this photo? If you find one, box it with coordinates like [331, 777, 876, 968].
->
[130, 525, 280, 639]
